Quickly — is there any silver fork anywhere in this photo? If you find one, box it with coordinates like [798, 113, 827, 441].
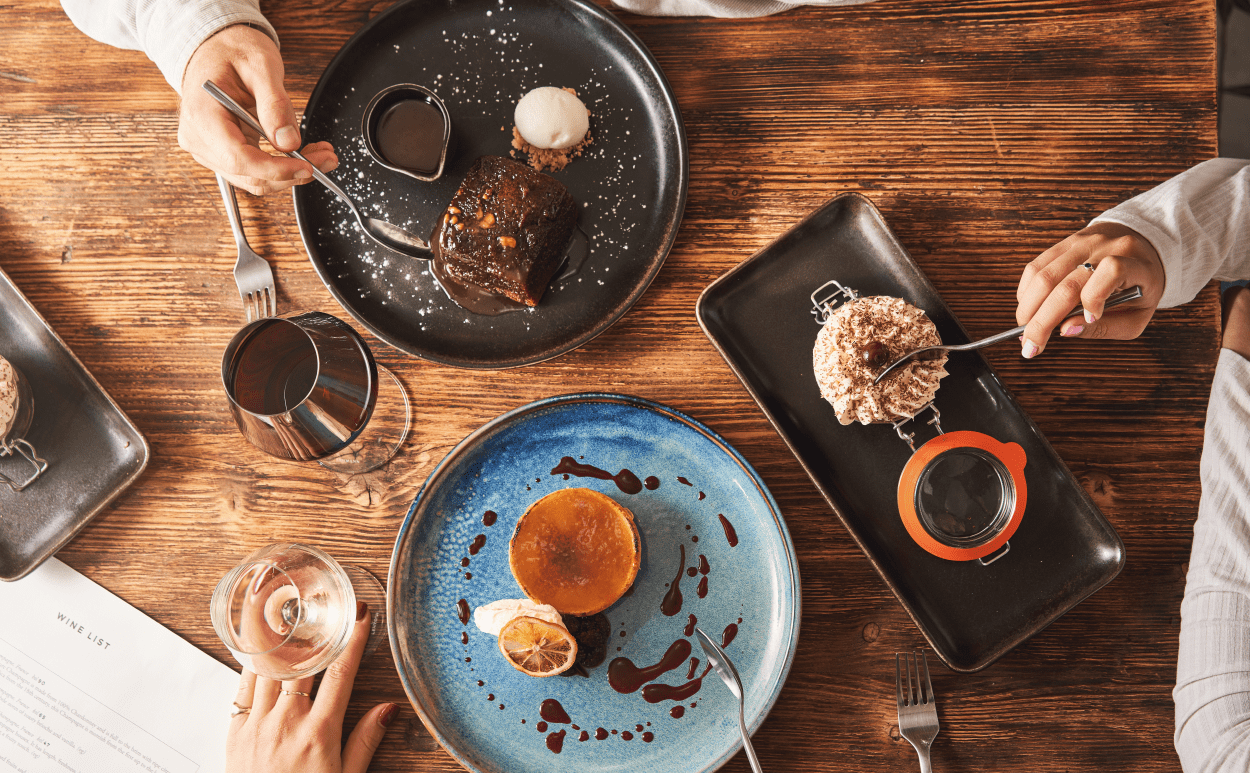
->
[217, 173, 276, 321]
[896, 651, 939, 773]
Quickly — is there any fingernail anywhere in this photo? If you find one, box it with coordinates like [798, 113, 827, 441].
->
[1084, 310, 1097, 325]
[319, 158, 339, 173]
[1022, 339, 1040, 359]
[1061, 324, 1084, 337]
[276, 125, 300, 148]
[357, 600, 368, 621]
[294, 169, 312, 180]
[379, 703, 399, 727]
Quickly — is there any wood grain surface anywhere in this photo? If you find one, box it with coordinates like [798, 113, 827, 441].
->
[0, 0, 1217, 770]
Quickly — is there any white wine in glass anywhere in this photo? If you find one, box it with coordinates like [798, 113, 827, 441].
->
[210, 543, 384, 680]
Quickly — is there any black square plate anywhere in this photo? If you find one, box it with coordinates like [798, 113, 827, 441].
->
[696, 193, 1124, 672]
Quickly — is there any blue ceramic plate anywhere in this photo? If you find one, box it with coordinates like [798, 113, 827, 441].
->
[389, 394, 799, 772]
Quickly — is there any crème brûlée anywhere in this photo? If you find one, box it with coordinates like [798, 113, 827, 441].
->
[509, 488, 641, 616]
[813, 295, 949, 425]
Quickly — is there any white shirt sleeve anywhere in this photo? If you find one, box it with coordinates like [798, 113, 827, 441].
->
[1089, 158, 1250, 308]
[60, 0, 278, 93]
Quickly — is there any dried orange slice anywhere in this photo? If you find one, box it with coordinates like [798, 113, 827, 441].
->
[497, 615, 578, 677]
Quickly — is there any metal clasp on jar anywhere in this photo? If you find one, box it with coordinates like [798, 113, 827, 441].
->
[892, 402, 943, 453]
[0, 437, 48, 492]
[810, 280, 860, 324]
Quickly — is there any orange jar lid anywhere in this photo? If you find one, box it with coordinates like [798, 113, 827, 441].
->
[896, 430, 1027, 562]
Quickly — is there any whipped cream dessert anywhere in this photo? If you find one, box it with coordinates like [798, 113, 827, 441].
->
[813, 295, 949, 425]
[473, 598, 564, 636]
[0, 357, 20, 440]
[514, 87, 590, 150]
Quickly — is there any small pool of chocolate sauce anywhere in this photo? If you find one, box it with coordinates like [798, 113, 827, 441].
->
[550, 456, 642, 495]
[644, 475, 660, 490]
[608, 639, 692, 694]
[677, 477, 692, 486]
[685, 658, 700, 680]
[546, 729, 566, 753]
[374, 99, 444, 175]
[641, 663, 712, 704]
[483, 510, 498, 527]
[468, 534, 486, 555]
[661, 544, 686, 616]
[595, 727, 609, 740]
[722, 623, 739, 648]
[684, 614, 697, 637]
[719, 514, 739, 547]
[540, 699, 571, 724]
[456, 599, 470, 625]
[670, 705, 685, 719]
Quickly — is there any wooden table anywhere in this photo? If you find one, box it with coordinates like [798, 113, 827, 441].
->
[1, 0, 1217, 770]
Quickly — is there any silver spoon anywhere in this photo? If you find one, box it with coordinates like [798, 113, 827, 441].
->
[695, 627, 763, 773]
[872, 285, 1144, 384]
[202, 80, 432, 260]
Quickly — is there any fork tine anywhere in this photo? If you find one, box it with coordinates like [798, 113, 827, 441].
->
[267, 285, 277, 318]
[895, 653, 904, 709]
[919, 650, 932, 705]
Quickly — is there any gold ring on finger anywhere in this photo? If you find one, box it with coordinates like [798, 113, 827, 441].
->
[280, 690, 311, 698]
[230, 702, 251, 717]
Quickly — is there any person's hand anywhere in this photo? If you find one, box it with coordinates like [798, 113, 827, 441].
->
[1015, 222, 1166, 358]
[226, 603, 398, 773]
[178, 24, 338, 195]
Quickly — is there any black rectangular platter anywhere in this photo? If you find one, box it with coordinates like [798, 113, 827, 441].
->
[696, 192, 1124, 672]
[0, 268, 149, 581]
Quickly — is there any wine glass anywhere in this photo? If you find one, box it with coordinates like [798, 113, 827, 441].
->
[210, 543, 387, 679]
[221, 310, 410, 474]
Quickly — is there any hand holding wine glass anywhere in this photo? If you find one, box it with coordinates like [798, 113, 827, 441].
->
[211, 543, 387, 680]
[225, 603, 399, 773]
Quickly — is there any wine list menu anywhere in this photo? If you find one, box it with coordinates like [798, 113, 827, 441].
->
[0, 558, 239, 773]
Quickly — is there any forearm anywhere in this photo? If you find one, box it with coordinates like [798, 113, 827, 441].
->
[60, 0, 277, 92]
[1091, 158, 1250, 309]
[1175, 350, 1250, 771]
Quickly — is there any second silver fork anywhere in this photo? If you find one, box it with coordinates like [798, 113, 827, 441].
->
[217, 173, 276, 322]
[896, 650, 940, 773]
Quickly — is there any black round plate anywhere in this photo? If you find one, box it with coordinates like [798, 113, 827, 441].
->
[293, 0, 688, 369]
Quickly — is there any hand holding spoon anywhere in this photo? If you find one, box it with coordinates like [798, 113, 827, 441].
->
[695, 627, 763, 773]
[873, 285, 1144, 384]
[202, 80, 431, 260]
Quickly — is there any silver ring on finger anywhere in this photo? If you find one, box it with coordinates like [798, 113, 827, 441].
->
[230, 702, 251, 717]
[1080, 261, 1095, 273]
[280, 690, 311, 698]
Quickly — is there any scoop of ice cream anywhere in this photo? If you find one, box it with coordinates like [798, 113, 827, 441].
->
[0, 357, 18, 440]
[812, 295, 949, 425]
[473, 598, 564, 636]
[514, 87, 590, 150]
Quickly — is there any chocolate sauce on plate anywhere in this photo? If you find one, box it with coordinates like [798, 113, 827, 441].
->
[661, 544, 686, 616]
[540, 699, 571, 724]
[719, 514, 739, 547]
[607, 638, 692, 693]
[550, 456, 642, 495]
[456, 599, 470, 625]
